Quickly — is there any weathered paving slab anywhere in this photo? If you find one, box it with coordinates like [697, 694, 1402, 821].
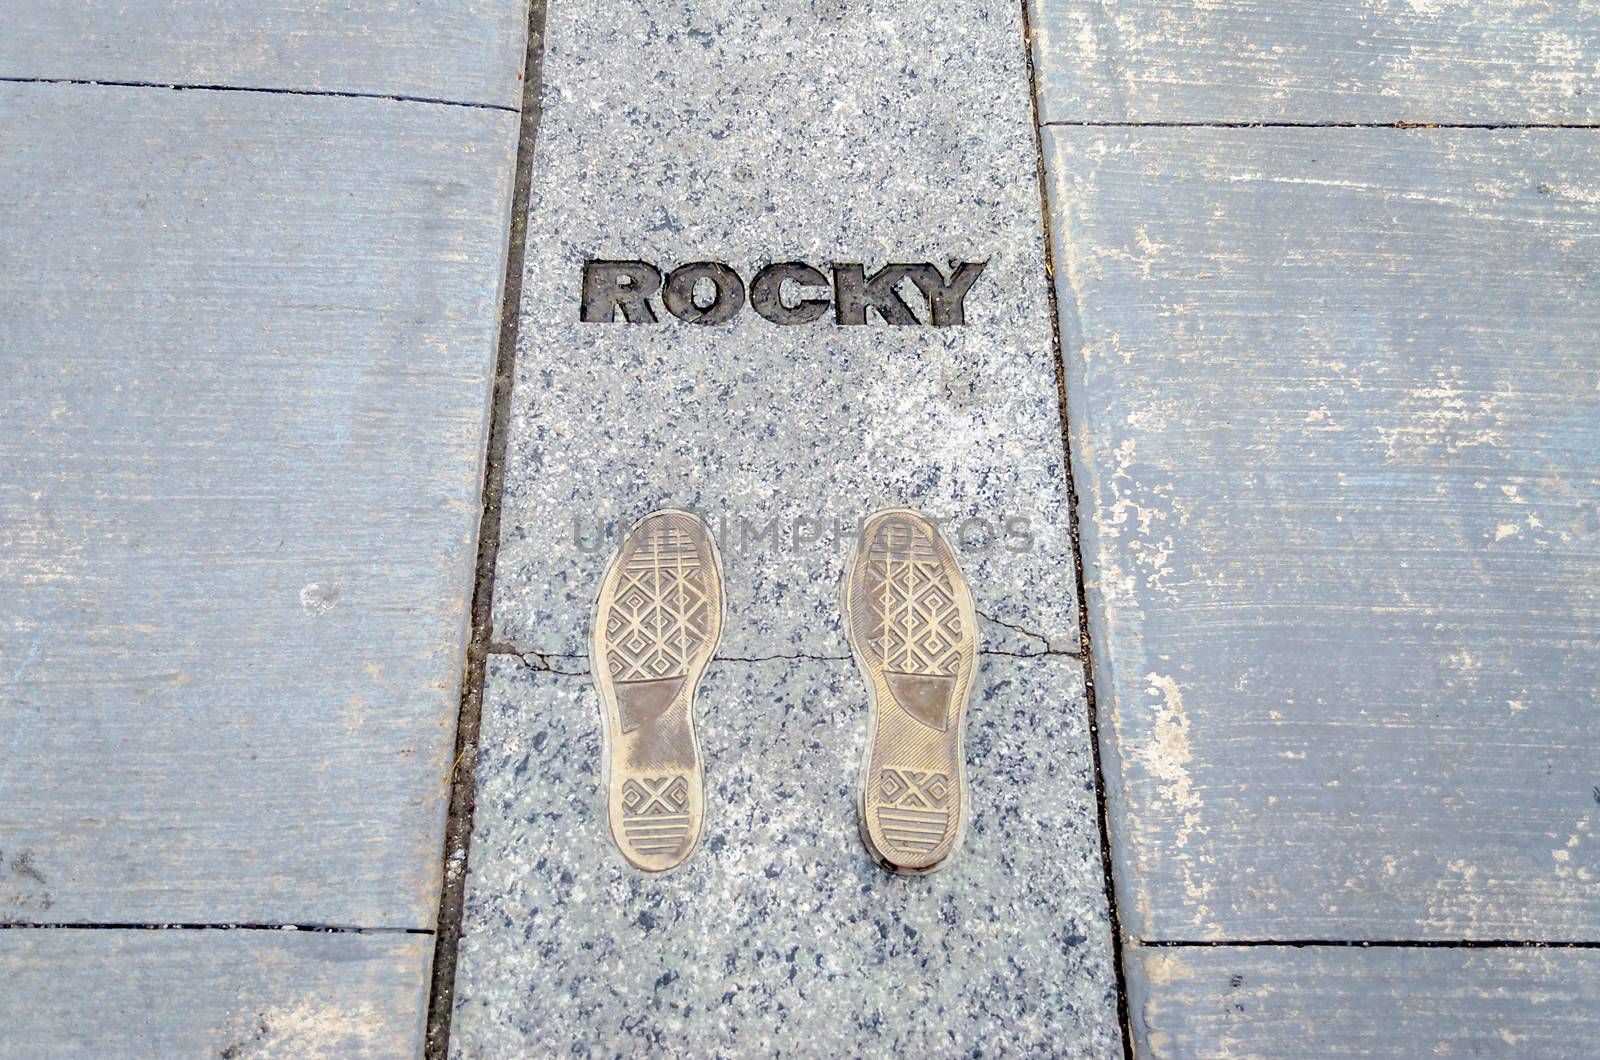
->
[0, 1, 527, 108]
[1028, 0, 1600, 125]
[1045, 125, 1600, 943]
[0, 83, 518, 927]
[1121, 943, 1600, 1058]
[0, 927, 431, 1058]
[490, 0, 1084, 662]
[451, 654, 1121, 1057]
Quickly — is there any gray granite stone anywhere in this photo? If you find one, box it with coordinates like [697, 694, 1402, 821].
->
[490, 0, 1081, 662]
[451, 653, 1121, 1057]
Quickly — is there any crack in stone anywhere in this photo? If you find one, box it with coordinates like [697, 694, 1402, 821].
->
[489, 642, 851, 675]
[975, 607, 1082, 658]
[487, 639, 1080, 675]
[982, 647, 1085, 661]
[490, 646, 589, 677]
[715, 652, 852, 664]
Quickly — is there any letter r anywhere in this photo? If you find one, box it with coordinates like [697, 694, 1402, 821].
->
[580, 260, 662, 323]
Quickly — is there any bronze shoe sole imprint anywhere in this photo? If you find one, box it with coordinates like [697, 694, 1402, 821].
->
[591, 509, 725, 872]
[844, 508, 979, 874]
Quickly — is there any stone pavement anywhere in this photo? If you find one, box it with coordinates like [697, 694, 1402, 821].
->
[0, 3, 528, 1055]
[3, 0, 1599, 1057]
[447, 0, 1123, 1054]
[456, 656, 1116, 1056]
[1033, 1, 1600, 1054]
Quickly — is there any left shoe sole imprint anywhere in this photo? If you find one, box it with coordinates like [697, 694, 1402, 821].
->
[590, 509, 725, 872]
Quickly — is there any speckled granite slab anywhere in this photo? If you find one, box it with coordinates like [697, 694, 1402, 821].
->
[452, 654, 1120, 1056]
[462, 0, 1121, 1050]
[489, 0, 1082, 661]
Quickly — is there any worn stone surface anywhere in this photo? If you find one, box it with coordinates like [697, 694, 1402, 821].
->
[1046, 125, 1600, 942]
[451, 653, 1120, 1057]
[0, 83, 518, 927]
[0, 928, 432, 1059]
[1029, 0, 1600, 124]
[1121, 943, 1600, 1058]
[490, 0, 1082, 662]
[1, 1, 528, 109]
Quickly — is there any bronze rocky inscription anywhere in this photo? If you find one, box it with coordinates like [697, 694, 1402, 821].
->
[580, 259, 987, 326]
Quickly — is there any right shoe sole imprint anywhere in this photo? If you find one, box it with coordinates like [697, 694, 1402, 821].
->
[843, 508, 978, 874]
[591, 509, 724, 872]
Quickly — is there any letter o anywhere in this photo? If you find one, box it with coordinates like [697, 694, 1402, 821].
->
[662, 262, 746, 325]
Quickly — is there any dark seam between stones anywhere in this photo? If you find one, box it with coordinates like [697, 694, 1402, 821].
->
[1022, 2, 1136, 1055]
[0, 921, 429, 934]
[0, 75, 518, 112]
[1042, 119, 1600, 130]
[423, 3, 550, 1057]
[1143, 938, 1600, 949]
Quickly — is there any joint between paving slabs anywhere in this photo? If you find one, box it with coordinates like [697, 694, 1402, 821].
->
[0, 75, 518, 113]
[424, 3, 550, 1057]
[1141, 938, 1600, 950]
[0, 921, 430, 934]
[1039, 119, 1600, 130]
[1021, 0, 1135, 1054]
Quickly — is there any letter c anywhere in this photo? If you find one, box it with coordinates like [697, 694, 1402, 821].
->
[750, 262, 832, 325]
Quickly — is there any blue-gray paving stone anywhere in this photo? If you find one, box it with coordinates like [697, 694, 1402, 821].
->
[0, 928, 432, 1059]
[1046, 126, 1600, 943]
[490, 0, 1082, 661]
[0, 83, 518, 927]
[1121, 943, 1600, 1058]
[1028, 0, 1600, 125]
[1, 1, 528, 108]
[451, 654, 1121, 1057]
